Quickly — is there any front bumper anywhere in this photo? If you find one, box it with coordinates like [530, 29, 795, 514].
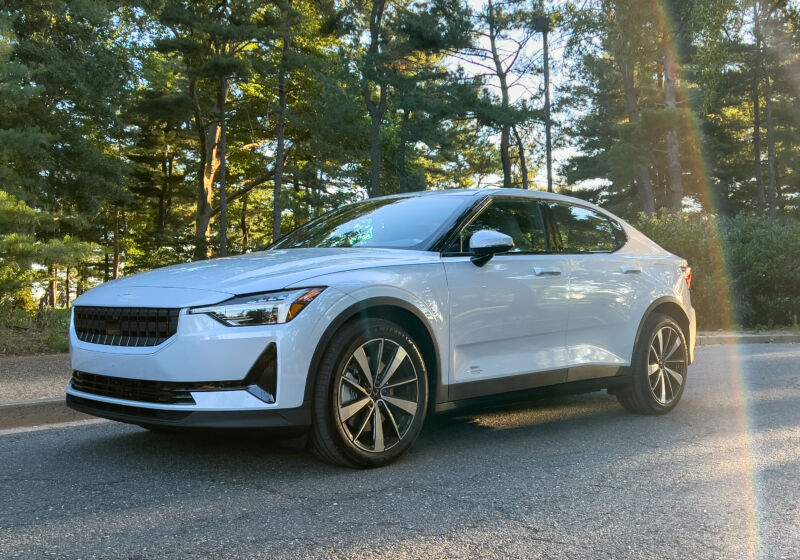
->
[66, 394, 309, 428]
[67, 287, 355, 426]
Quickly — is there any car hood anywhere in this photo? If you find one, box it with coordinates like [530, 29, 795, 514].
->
[74, 248, 441, 308]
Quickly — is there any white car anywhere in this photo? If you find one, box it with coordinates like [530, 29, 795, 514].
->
[67, 189, 696, 467]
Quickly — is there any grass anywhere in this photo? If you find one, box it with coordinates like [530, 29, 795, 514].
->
[0, 308, 71, 355]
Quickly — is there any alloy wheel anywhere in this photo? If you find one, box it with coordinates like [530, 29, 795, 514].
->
[336, 338, 420, 453]
[647, 326, 687, 405]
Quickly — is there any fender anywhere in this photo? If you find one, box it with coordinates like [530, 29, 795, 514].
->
[302, 296, 444, 409]
[631, 296, 693, 364]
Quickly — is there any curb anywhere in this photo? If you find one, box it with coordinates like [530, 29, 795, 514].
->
[697, 333, 800, 346]
[0, 397, 91, 431]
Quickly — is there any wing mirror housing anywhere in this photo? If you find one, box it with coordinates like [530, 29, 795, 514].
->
[469, 230, 514, 267]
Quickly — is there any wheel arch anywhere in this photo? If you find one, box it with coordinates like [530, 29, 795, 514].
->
[632, 297, 692, 363]
[304, 297, 442, 411]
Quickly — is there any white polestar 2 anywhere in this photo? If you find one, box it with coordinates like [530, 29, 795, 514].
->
[68, 189, 696, 467]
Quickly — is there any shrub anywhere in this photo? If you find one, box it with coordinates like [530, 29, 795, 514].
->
[636, 211, 800, 330]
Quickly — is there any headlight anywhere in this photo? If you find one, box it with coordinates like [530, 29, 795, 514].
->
[189, 287, 325, 326]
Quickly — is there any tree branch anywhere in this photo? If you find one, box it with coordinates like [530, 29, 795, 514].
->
[210, 170, 274, 217]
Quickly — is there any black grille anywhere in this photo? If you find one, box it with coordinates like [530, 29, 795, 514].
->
[71, 371, 196, 405]
[74, 306, 179, 347]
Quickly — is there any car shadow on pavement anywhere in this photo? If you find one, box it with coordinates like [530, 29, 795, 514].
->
[56, 373, 800, 491]
[68, 389, 635, 475]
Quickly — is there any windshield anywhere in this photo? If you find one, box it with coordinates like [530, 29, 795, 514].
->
[272, 195, 473, 250]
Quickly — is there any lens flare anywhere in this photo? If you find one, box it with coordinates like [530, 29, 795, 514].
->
[653, 2, 761, 557]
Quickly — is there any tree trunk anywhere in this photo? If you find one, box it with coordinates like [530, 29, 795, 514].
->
[368, 115, 383, 196]
[663, 38, 684, 210]
[197, 124, 220, 258]
[619, 54, 655, 215]
[273, 0, 293, 239]
[397, 108, 410, 192]
[48, 266, 57, 308]
[363, 0, 388, 198]
[541, 28, 553, 192]
[499, 124, 512, 188]
[191, 76, 221, 260]
[77, 266, 87, 297]
[218, 76, 229, 256]
[753, 1, 765, 214]
[113, 208, 121, 279]
[513, 126, 529, 189]
[157, 159, 167, 239]
[103, 228, 110, 282]
[65, 267, 70, 308]
[241, 192, 250, 251]
[165, 156, 173, 226]
[315, 170, 323, 217]
[764, 69, 778, 217]
[156, 189, 166, 238]
[488, 1, 512, 189]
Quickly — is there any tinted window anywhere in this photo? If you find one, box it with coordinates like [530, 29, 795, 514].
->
[451, 199, 547, 254]
[547, 203, 622, 253]
[272, 195, 471, 250]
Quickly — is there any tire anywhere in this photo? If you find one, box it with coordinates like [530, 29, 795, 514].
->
[309, 318, 429, 468]
[616, 313, 688, 415]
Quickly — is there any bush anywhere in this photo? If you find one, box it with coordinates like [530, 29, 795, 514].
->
[636, 211, 800, 330]
[0, 305, 71, 354]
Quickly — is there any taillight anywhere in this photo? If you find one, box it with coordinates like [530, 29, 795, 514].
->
[682, 265, 692, 289]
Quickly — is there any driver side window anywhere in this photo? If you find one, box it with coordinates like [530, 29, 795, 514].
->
[450, 199, 548, 254]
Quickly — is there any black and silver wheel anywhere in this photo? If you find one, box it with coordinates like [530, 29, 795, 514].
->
[616, 313, 688, 415]
[310, 318, 428, 468]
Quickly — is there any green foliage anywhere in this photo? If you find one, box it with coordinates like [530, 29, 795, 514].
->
[562, 0, 800, 218]
[0, 306, 71, 354]
[636, 211, 800, 329]
[1, 0, 799, 348]
[719, 214, 800, 328]
[0, 192, 93, 306]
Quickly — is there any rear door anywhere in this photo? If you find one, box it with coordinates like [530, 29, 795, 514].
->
[545, 202, 648, 378]
[443, 197, 571, 399]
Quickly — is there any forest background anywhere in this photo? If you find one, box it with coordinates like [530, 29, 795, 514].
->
[2, 0, 799, 352]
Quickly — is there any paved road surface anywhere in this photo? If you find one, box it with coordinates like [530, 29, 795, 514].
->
[0, 354, 70, 403]
[1, 344, 798, 559]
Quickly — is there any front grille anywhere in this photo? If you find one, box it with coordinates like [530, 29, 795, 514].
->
[71, 371, 196, 405]
[74, 306, 180, 347]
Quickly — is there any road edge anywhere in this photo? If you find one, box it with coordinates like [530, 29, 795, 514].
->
[0, 397, 92, 431]
[697, 333, 800, 345]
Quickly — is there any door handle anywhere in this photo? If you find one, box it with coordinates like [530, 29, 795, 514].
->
[534, 267, 562, 276]
[621, 266, 642, 274]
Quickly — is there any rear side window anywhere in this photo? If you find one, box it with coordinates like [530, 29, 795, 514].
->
[450, 198, 548, 254]
[547, 203, 624, 253]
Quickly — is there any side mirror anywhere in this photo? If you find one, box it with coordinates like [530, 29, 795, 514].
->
[469, 230, 514, 267]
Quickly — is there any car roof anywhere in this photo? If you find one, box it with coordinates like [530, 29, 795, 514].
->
[372, 188, 606, 211]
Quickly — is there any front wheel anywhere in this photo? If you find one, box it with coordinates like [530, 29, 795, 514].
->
[616, 313, 688, 415]
[310, 318, 429, 468]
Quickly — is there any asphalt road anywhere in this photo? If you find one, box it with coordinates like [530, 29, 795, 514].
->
[0, 354, 71, 403]
[1, 344, 798, 559]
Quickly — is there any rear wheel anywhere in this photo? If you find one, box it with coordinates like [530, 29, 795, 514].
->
[310, 318, 428, 468]
[616, 313, 688, 415]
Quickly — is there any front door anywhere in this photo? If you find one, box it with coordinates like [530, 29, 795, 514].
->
[442, 197, 571, 400]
